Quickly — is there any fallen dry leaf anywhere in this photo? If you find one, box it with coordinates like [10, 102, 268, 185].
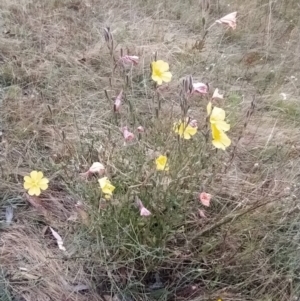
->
[198, 209, 206, 218]
[25, 194, 49, 217]
[72, 283, 89, 292]
[49, 227, 66, 251]
[67, 212, 78, 222]
[5, 206, 13, 224]
[75, 202, 89, 226]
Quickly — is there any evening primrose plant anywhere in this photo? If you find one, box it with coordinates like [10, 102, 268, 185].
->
[18, 19, 234, 301]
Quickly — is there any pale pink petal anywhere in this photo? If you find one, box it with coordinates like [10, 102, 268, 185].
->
[199, 192, 211, 207]
[198, 209, 206, 218]
[135, 197, 151, 216]
[114, 90, 123, 112]
[136, 197, 144, 209]
[192, 82, 208, 95]
[119, 55, 139, 66]
[212, 88, 224, 100]
[140, 207, 151, 216]
[80, 162, 105, 177]
[89, 162, 105, 174]
[137, 126, 144, 133]
[216, 11, 237, 30]
[122, 126, 135, 142]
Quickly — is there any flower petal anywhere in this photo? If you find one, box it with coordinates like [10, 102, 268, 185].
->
[30, 170, 38, 180]
[199, 192, 211, 207]
[40, 178, 49, 185]
[210, 107, 226, 122]
[182, 125, 197, 139]
[183, 132, 192, 139]
[215, 121, 230, 132]
[152, 74, 163, 85]
[98, 177, 108, 189]
[39, 182, 49, 190]
[161, 72, 172, 82]
[155, 60, 169, 72]
[220, 131, 231, 146]
[24, 181, 32, 189]
[207, 102, 212, 116]
[105, 183, 115, 194]
[28, 187, 41, 196]
[140, 207, 151, 216]
[24, 176, 33, 183]
[35, 171, 44, 181]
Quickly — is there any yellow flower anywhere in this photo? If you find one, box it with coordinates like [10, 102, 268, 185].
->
[174, 120, 197, 139]
[211, 124, 231, 150]
[155, 155, 169, 171]
[151, 60, 172, 85]
[210, 106, 230, 132]
[98, 177, 115, 197]
[23, 170, 49, 196]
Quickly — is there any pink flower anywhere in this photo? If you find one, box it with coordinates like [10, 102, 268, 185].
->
[216, 11, 237, 30]
[137, 126, 144, 133]
[119, 55, 139, 66]
[122, 126, 135, 142]
[136, 197, 151, 217]
[212, 88, 223, 100]
[80, 162, 105, 178]
[192, 82, 208, 95]
[114, 90, 123, 112]
[189, 119, 198, 128]
[199, 192, 211, 207]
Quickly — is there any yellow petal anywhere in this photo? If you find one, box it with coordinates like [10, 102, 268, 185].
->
[211, 124, 231, 150]
[39, 178, 49, 185]
[24, 181, 32, 189]
[155, 60, 169, 72]
[207, 102, 212, 116]
[212, 140, 225, 150]
[215, 120, 230, 132]
[152, 74, 163, 85]
[183, 132, 192, 139]
[24, 176, 33, 184]
[28, 187, 41, 196]
[102, 183, 115, 195]
[186, 125, 197, 137]
[220, 131, 231, 146]
[156, 155, 169, 171]
[35, 171, 44, 181]
[98, 177, 108, 189]
[161, 71, 172, 83]
[30, 170, 38, 180]
[210, 107, 226, 122]
[39, 182, 48, 190]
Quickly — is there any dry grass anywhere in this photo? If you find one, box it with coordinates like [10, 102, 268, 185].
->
[1, 0, 300, 300]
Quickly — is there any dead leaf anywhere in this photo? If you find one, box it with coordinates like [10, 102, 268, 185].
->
[198, 209, 206, 218]
[11, 271, 40, 281]
[49, 227, 66, 251]
[72, 283, 89, 292]
[5, 206, 13, 224]
[67, 212, 78, 222]
[25, 194, 49, 217]
[75, 202, 89, 226]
